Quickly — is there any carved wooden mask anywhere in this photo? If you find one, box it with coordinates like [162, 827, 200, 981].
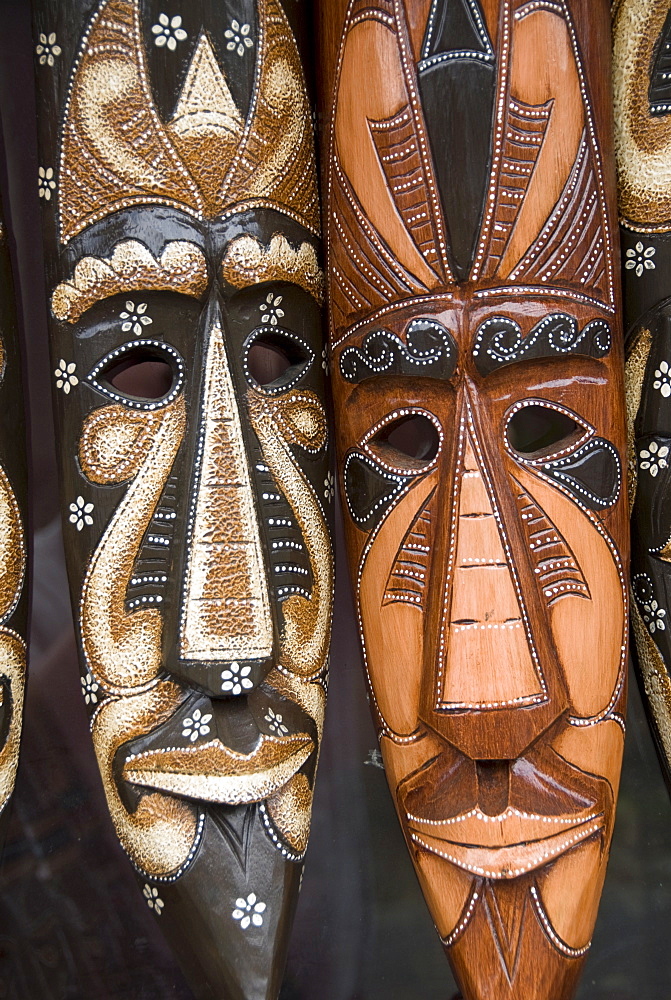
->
[0, 196, 28, 846]
[614, 0, 671, 788]
[321, 1, 627, 996]
[32, 1, 331, 995]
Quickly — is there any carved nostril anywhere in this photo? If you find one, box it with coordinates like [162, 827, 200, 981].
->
[476, 760, 510, 816]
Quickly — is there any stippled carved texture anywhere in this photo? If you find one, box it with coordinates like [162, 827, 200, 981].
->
[0, 203, 28, 839]
[614, 0, 671, 795]
[32, 1, 331, 997]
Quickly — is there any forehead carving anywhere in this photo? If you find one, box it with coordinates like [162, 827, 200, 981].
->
[221, 233, 324, 301]
[328, 0, 615, 342]
[59, 0, 319, 243]
[51, 239, 208, 322]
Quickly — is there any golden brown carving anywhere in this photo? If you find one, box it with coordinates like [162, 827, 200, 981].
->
[0, 631, 26, 813]
[0, 465, 25, 622]
[80, 397, 198, 878]
[632, 600, 671, 765]
[266, 772, 313, 855]
[59, 0, 319, 243]
[179, 322, 273, 663]
[221, 234, 324, 302]
[624, 326, 652, 511]
[0, 438, 27, 814]
[123, 733, 315, 804]
[91, 683, 199, 877]
[613, 0, 671, 231]
[80, 399, 185, 692]
[51, 240, 208, 323]
[168, 33, 245, 216]
[248, 389, 332, 680]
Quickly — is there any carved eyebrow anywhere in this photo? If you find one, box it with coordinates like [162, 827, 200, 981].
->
[220, 233, 323, 303]
[472, 313, 612, 376]
[339, 319, 457, 383]
[51, 239, 208, 324]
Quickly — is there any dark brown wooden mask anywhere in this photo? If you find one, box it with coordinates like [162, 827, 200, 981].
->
[614, 0, 671, 791]
[0, 194, 28, 847]
[32, 1, 331, 996]
[320, 1, 627, 997]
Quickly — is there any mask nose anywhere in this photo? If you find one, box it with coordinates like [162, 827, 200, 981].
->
[437, 425, 545, 709]
[166, 293, 276, 695]
[420, 393, 568, 759]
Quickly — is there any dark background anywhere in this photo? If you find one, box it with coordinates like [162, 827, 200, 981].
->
[0, 0, 669, 997]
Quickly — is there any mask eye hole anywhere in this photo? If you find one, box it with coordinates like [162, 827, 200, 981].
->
[366, 411, 441, 472]
[105, 350, 174, 399]
[88, 340, 184, 410]
[507, 403, 581, 457]
[244, 329, 313, 394]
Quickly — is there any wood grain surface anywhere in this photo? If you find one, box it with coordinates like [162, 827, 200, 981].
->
[319, 2, 628, 998]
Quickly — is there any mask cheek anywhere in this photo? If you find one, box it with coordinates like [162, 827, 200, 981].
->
[538, 717, 624, 950]
[78, 399, 186, 693]
[514, 467, 625, 719]
[359, 471, 437, 736]
[79, 402, 161, 484]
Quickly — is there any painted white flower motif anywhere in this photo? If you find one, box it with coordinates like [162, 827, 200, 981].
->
[38, 166, 56, 201]
[264, 707, 288, 736]
[625, 241, 656, 278]
[54, 359, 78, 394]
[120, 301, 152, 335]
[143, 884, 164, 915]
[151, 13, 187, 50]
[69, 495, 94, 531]
[81, 672, 100, 706]
[324, 471, 335, 502]
[232, 892, 266, 930]
[182, 707, 213, 742]
[221, 661, 253, 695]
[36, 32, 62, 66]
[634, 575, 668, 636]
[321, 347, 330, 374]
[260, 292, 284, 326]
[225, 20, 254, 57]
[639, 440, 670, 477]
[654, 360, 671, 398]
[642, 597, 666, 634]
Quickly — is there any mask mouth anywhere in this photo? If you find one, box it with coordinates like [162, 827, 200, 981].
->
[117, 688, 316, 808]
[398, 742, 609, 877]
[407, 806, 604, 880]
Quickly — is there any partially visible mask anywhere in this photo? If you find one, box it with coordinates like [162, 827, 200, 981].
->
[32, 1, 331, 995]
[614, 0, 671, 788]
[0, 194, 28, 846]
